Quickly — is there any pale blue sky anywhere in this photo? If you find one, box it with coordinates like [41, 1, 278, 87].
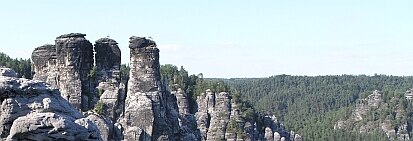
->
[0, 0, 412, 78]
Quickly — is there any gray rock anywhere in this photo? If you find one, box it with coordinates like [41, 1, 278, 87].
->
[0, 67, 17, 77]
[94, 38, 121, 83]
[294, 134, 303, 141]
[97, 82, 125, 121]
[123, 36, 176, 140]
[206, 92, 231, 141]
[264, 127, 273, 141]
[0, 75, 101, 140]
[87, 114, 112, 141]
[274, 132, 281, 141]
[31, 44, 58, 88]
[55, 33, 94, 111]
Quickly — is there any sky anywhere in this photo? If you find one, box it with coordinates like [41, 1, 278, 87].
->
[0, 0, 412, 78]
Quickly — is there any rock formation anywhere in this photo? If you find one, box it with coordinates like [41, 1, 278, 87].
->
[123, 36, 179, 140]
[29, 33, 301, 141]
[93, 37, 125, 127]
[0, 67, 17, 77]
[31, 44, 58, 88]
[94, 38, 121, 82]
[55, 33, 94, 111]
[0, 67, 101, 140]
[193, 89, 298, 141]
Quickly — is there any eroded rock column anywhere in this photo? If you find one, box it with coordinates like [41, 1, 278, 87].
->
[123, 36, 170, 141]
[31, 44, 58, 88]
[55, 33, 94, 111]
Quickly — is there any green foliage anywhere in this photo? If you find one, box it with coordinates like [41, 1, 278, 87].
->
[0, 52, 32, 78]
[225, 75, 413, 141]
[89, 66, 97, 78]
[94, 102, 104, 115]
[120, 64, 130, 83]
[227, 119, 243, 133]
[98, 88, 104, 97]
[160, 64, 232, 114]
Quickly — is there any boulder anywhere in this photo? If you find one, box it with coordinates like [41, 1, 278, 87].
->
[0, 72, 101, 140]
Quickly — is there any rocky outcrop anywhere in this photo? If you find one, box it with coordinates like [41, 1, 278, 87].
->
[123, 36, 179, 140]
[86, 114, 113, 141]
[94, 38, 121, 82]
[171, 88, 200, 140]
[31, 44, 58, 88]
[97, 82, 125, 121]
[335, 90, 412, 140]
[0, 68, 101, 140]
[55, 33, 94, 111]
[194, 89, 298, 141]
[28, 34, 301, 141]
[0, 67, 17, 77]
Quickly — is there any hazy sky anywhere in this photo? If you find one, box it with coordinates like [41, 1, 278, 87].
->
[0, 0, 412, 78]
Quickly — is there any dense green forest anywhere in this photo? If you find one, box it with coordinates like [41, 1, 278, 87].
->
[225, 75, 413, 141]
[0, 52, 31, 78]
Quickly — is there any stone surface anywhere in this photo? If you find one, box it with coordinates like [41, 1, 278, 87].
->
[27, 34, 303, 141]
[0, 67, 17, 77]
[31, 44, 58, 88]
[97, 82, 125, 121]
[94, 38, 121, 83]
[87, 114, 112, 141]
[0, 72, 101, 140]
[123, 36, 177, 141]
[274, 132, 281, 141]
[265, 127, 274, 140]
[55, 33, 94, 111]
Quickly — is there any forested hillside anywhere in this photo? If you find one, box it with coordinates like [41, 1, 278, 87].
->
[0, 52, 31, 78]
[226, 75, 413, 140]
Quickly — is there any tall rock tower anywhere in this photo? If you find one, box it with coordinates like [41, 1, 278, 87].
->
[31, 44, 58, 88]
[94, 38, 121, 82]
[94, 38, 125, 121]
[123, 36, 175, 141]
[55, 33, 94, 111]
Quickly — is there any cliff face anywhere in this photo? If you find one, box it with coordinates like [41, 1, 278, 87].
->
[94, 38, 121, 82]
[55, 33, 94, 111]
[0, 67, 101, 141]
[123, 36, 180, 140]
[29, 33, 300, 141]
[31, 44, 58, 88]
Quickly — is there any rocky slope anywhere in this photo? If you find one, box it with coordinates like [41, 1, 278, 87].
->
[0, 67, 101, 140]
[335, 90, 412, 140]
[27, 33, 301, 141]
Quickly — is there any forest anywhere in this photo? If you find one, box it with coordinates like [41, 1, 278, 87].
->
[225, 75, 413, 141]
[0, 52, 31, 78]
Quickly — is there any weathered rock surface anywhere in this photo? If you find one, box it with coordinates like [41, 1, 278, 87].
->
[193, 89, 298, 141]
[31, 44, 58, 88]
[55, 33, 94, 111]
[86, 114, 113, 141]
[94, 38, 121, 83]
[0, 67, 17, 77]
[96, 82, 125, 121]
[171, 88, 200, 140]
[28, 34, 301, 141]
[123, 36, 179, 141]
[0, 70, 101, 140]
